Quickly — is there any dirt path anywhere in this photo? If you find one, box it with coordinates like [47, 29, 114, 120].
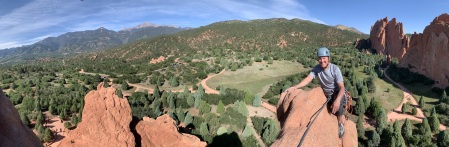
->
[201, 69, 225, 94]
[43, 116, 66, 147]
[261, 102, 277, 113]
[383, 67, 447, 130]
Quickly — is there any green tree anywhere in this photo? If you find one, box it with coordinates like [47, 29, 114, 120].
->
[42, 127, 55, 142]
[262, 119, 280, 145]
[200, 122, 209, 136]
[244, 91, 254, 105]
[35, 97, 41, 111]
[103, 78, 110, 87]
[252, 95, 261, 107]
[121, 82, 129, 90]
[116, 89, 123, 98]
[412, 107, 417, 115]
[198, 100, 211, 115]
[64, 122, 72, 129]
[401, 118, 413, 142]
[217, 126, 228, 135]
[153, 86, 160, 99]
[375, 109, 387, 134]
[19, 112, 30, 126]
[176, 109, 185, 124]
[36, 111, 44, 127]
[355, 96, 365, 115]
[419, 96, 424, 108]
[187, 94, 194, 107]
[235, 100, 248, 117]
[242, 124, 254, 138]
[429, 107, 440, 134]
[216, 100, 225, 114]
[184, 112, 193, 126]
[437, 130, 449, 147]
[393, 121, 406, 147]
[401, 103, 408, 114]
[441, 90, 448, 103]
[194, 94, 201, 109]
[420, 118, 432, 145]
[357, 116, 365, 139]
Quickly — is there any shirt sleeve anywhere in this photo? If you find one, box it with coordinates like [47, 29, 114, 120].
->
[309, 65, 318, 79]
[334, 66, 343, 83]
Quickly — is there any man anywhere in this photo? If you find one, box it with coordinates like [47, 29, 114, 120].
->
[285, 47, 346, 138]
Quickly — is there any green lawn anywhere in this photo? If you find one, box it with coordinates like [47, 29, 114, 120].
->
[206, 60, 309, 96]
[354, 66, 403, 112]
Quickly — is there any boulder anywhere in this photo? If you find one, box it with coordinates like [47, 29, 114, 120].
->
[136, 115, 207, 147]
[0, 89, 43, 147]
[60, 83, 135, 147]
[399, 13, 449, 88]
[272, 88, 357, 147]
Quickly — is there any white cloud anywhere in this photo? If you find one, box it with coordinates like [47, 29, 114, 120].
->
[0, 0, 323, 49]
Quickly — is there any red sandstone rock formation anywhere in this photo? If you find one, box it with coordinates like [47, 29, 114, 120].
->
[370, 17, 410, 60]
[60, 83, 135, 147]
[0, 89, 43, 147]
[272, 88, 357, 147]
[137, 115, 207, 147]
[399, 13, 449, 88]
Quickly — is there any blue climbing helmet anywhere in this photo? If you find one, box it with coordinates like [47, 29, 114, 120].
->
[317, 47, 330, 57]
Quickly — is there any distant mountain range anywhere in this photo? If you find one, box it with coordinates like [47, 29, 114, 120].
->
[334, 25, 365, 34]
[0, 23, 188, 63]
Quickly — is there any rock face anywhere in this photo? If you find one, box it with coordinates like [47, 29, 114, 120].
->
[272, 88, 357, 147]
[370, 17, 410, 60]
[137, 115, 207, 147]
[399, 13, 449, 88]
[0, 89, 43, 147]
[60, 83, 135, 147]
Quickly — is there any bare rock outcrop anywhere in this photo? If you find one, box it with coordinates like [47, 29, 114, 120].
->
[370, 17, 410, 60]
[272, 88, 357, 147]
[399, 13, 449, 88]
[0, 89, 43, 147]
[60, 83, 135, 147]
[137, 115, 207, 147]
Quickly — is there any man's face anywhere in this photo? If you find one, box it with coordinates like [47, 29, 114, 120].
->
[317, 56, 330, 68]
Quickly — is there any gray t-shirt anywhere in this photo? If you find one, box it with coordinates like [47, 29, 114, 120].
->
[309, 63, 343, 96]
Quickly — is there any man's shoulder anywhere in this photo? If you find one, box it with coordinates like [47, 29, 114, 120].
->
[330, 63, 341, 70]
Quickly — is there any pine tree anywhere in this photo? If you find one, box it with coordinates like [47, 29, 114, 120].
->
[116, 89, 123, 98]
[393, 121, 406, 147]
[368, 130, 380, 147]
[103, 78, 109, 87]
[437, 130, 449, 147]
[429, 107, 440, 134]
[356, 96, 365, 115]
[262, 119, 280, 145]
[441, 90, 448, 103]
[357, 116, 365, 139]
[35, 97, 41, 111]
[375, 109, 387, 135]
[401, 103, 408, 114]
[184, 112, 193, 126]
[401, 118, 413, 141]
[176, 109, 185, 124]
[217, 126, 228, 135]
[19, 112, 30, 126]
[153, 86, 160, 99]
[121, 82, 129, 90]
[252, 95, 261, 107]
[419, 96, 424, 108]
[36, 111, 44, 127]
[216, 100, 225, 113]
[187, 94, 194, 107]
[200, 122, 209, 136]
[420, 118, 432, 145]
[244, 91, 254, 105]
[242, 124, 254, 138]
[42, 127, 55, 142]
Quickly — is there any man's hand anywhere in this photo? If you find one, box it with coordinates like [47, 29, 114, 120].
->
[331, 99, 341, 114]
[285, 86, 298, 93]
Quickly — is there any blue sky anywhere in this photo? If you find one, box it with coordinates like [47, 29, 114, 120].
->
[0, 0, 447, 49]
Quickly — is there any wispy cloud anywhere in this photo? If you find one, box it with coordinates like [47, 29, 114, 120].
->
[0, 0, 320, 49]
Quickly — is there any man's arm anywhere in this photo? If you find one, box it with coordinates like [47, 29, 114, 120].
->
[286, 74, 313, 92]
[331, 81, 345, 114]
